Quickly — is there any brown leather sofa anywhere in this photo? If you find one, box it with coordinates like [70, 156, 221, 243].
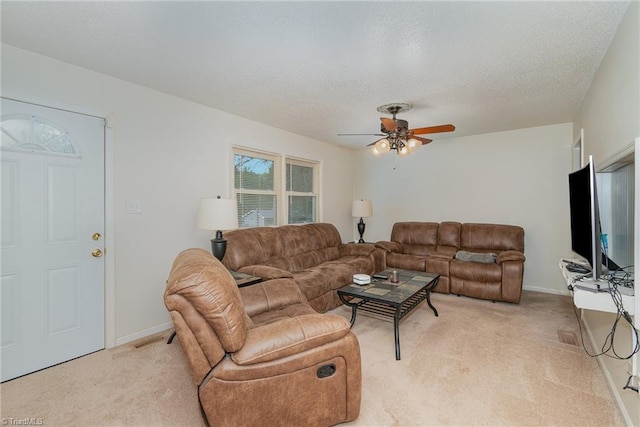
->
[165, 248, 362, 426]
[376, 222, 525, 303]
[222, 223, 384, 312]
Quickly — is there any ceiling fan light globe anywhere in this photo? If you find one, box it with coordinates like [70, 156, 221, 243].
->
[407, 138, 422, 150]
[398, 145, 411, 157]
[374, 138, 391, 153]
[407, 138, 421, 152]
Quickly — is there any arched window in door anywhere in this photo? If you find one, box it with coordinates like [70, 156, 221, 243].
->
[0, 114, 80, 158]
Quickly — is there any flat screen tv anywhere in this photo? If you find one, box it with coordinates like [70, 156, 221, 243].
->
[568, 155, 602, 281]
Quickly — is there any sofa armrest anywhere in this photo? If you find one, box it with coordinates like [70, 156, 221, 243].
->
[497, 250, 526, 264]
[339, 243, 375, 257]
[231, 314, 351, 365]
[238, 265, 293, 279]
[375, 241, 403, 253]
[239, 278, 307, 318]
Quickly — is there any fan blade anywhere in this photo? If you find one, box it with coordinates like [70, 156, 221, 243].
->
[413, 136, 433, 145]
[380, 117, 397, 132]
[410, 124, 456, 135]
[338, 133, 386, 136]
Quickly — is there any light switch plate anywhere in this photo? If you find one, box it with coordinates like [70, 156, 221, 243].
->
[125, 200, 142, 214]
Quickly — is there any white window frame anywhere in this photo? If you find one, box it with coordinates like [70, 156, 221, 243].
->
[233, 146, 281, 227]
[285, 157, 320, 225]
[232, 146, 321, 227]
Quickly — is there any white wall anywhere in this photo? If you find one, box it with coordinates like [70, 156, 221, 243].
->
[574, 1, 640, 163]
[353, 123, 573, 295]
[572, 2, 639, 425]
[1, 45, 354, 344]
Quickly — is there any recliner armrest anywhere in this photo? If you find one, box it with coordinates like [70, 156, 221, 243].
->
[375, 241, 403, 253]
[238, 265, 293, 279]
[239, 279, 306, 318]
[231, 314, 351, 365]
[497, 250, 526, 264]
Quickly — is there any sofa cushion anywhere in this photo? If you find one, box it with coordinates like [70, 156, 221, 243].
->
[386, 253, 426, 271]
[438, 221, 462, 247]
[327, 256, 374, 277]
[455, 250, 497, 264]
[293, 268, 345, 301]
[248, 302, 318, 327]
[391, 222, 439, 246]
[293, 256, 374, 301]
[403, 243, 435, 257]
[239, 278, 307, 319]
[231, 314, 351, 365]
[288, 247, 340, 272]
[223, 227, 283, 271]
[263, 257, 295, 272]
[460, 223, 524, 253]
[237, 265, 293, 279]
[279, 223, 342, 258]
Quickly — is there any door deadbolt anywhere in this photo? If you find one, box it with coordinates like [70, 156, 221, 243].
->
[91, 249, 103, 257]
[92, 232, 102, 241]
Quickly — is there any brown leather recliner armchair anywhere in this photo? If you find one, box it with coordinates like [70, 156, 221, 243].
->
[164, 248, 362, 426]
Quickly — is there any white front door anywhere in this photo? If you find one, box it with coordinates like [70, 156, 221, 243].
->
[1, 98, 105, 382]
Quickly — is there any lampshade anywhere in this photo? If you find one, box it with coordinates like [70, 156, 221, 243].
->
[351, 200, 373, 218]
[197, 197, 239, 231]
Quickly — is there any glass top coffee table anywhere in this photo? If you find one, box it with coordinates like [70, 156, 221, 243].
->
[337, 269, 439, 360]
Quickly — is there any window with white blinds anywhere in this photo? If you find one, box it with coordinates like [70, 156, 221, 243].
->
[286, 158, 318, 224]
[233, 147, 320, 228]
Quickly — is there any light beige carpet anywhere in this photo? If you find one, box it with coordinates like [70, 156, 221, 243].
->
[0, 291, 624, 426]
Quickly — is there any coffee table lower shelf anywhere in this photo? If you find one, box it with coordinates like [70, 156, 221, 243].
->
[337, 271, 439, 360]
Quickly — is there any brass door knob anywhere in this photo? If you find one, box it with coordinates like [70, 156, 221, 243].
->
[92, 232, 102, 241]
[91, 249, 103, 257]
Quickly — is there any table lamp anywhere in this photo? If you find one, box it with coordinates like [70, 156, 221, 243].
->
[197, 196, 239, 261]
[352, 199, 373, 243]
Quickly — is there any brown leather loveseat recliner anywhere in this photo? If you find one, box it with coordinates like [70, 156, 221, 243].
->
[376, 222, 525, 303]
[164, 248, 362, 426]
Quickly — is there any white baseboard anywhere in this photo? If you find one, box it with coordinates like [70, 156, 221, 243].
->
[581, 313, 634, 427]
[113, 321, 174, 347]
[523, 285, 571, 296]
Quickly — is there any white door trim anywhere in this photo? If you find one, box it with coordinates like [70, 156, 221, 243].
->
[1, 91, 116, 348]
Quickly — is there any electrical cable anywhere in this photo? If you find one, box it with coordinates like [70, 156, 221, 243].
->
[623, 375, 639, 393]
[569, 265, 638, 362]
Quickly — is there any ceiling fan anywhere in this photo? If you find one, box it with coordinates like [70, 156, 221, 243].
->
[338, 103, 455, 156]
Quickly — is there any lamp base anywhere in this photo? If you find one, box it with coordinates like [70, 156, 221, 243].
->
[357, 217, 366, 243]
[211, 230, 227, 261]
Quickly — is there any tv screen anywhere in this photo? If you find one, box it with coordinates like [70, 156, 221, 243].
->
[568, 156, 602, 280]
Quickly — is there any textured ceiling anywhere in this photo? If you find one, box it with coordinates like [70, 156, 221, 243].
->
[1, 1, 630, 149]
